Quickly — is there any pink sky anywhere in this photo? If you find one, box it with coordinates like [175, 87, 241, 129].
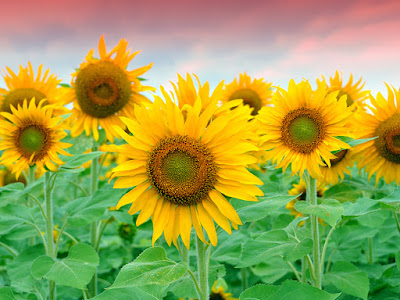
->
[0, 0, 399, 96]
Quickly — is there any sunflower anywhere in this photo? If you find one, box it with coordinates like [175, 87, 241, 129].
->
[64, 36, 154, 142]
[0, 167, 27, 186]
[209, 281, 238, 300]
[256, 80, 354, 179]
[221, 72, 273, 116]
[169, 73, 224, 111]
[317, 71, 370, 110]
[0, 62, 66, 115]
[320, 148, 357, 185]
[0, 99, 71, 178]
[286, 180, 327, 221]
[355, 84, 400, 185]
[110, 91, 263, 249]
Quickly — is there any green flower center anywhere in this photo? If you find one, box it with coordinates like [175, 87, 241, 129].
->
[289, 117, 318, 144]
[337, 90, 353, 107]
[375, 114, 400, 164]
[75, 61, 132, 118]
[282, 108, 325, 154]
[147, 135, 217, 206]
[19, 126, 46, 155]
[2, 88, 47, 113]
[229, 88, 262, 115]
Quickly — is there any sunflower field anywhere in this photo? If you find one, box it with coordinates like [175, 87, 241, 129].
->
[1, 36, 400, 300]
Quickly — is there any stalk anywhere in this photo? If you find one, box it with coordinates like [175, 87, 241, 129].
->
[45, 172, 56, 300]
[28, 166, 36, 245]
[89, 147, 99, 297]
[307, 174, 322, 289]
[196, 237, 210, 300]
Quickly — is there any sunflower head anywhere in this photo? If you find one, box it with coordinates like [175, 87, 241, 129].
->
[355, 84, 400, 184]
[0, 62, 65, 115]
[257, 80, 354, 179]
[0, 98, 71, 178]
[221, 72, 273, 115]
[317, 71, 370, 110]
[110, 86, 263, 249]
[65, 35, 154, 142]
[210, 280, 237, 300]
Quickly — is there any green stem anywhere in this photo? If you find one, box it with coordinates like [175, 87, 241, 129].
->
[301, 257, 307, 283]
[68, 181, 88, 196]
[28, 193, 47, 221]
[196, 237, 210, 300]
[285, 259, 301, 282]
[89, 147, 99, 297]
[368, 237, 373, 264]
[0, 241, 18, 257]
[45, 172, 56, 300]
[321, 226, 336, 274]
[241, 268, 248, 291]
[95, 218, 113, 252]
[307, 174, 321, 289]
[28, 166, 36, 245]
[394, 212, 400, 233]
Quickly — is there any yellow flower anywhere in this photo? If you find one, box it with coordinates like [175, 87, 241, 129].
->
[221, 72, 273, 115]
[320, 148, 357, 185]
[256, 80, 354, 179]
[0, 99, 71, 178]
[0, 62, 66, 115]
[0, 167, 27, 186]
[170, 73, 224, 112]
[286, 180, 327, 225]
[210, 280, 238, 300]
[64, 36, 154, 142]
[355, 84, 400, 184]
[110, 90, 263, 248]
[317, 71, 370, 110]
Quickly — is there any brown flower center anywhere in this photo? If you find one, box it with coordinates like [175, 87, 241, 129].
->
[147, 135, 217, 206]
[75, 61, 132, 118]
[1, 88, 47, 113]
[374, 114, 400, 164]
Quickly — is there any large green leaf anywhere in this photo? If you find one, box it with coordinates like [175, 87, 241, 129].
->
[65, 188, 126, 226]
[324, 261, 370, 300]
[91, 285, 163, 300]
[31, 243, 99, 290]
[238, 230, 311, 267]
[234, 194, 300, 223]
[110, 247, 188, 288]
[295, 198, 343, 226]
[377, 187, 400, 207]
[0, 287, 15, 300]
[251, 257, 291, 284]
[211, 231, 246, 265]
[269, 280, 340, 300]
[342, 197, 381, 217]
[239, 284, 279, 300]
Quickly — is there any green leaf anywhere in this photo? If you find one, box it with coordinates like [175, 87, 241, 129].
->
[31, 243, 99, 289]
[61, 151, 104, 169]
[295, 198, 343, 227]
[91, 285, 163, 300]
[396, 251, 400, 270]
[269, 280, 340, 300]
[377, 186, 400, 207]
[238, 230, 299, 267]
[0, 287, 15, 300]
[251, 257, 291, 284]
[342, 197, 381, 217]
[240, 284, 279, 300]
[324, 261, 369, 300]
[334, 136, 377, 148]
[211, 231, 246, 265]
[58, 83, 71, 88]
[7, 245, 45, 292]
[110, 247, 188, 288]
[284, 238, 313, 262]
[234, 194, 300, 223]
[66, 188, 126, 226]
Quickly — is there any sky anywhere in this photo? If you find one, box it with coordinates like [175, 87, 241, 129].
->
[0, 0, 399, 97]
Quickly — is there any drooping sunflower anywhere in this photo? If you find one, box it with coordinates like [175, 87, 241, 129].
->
[110, 93, 263, 249]
[286, 180, 327, 221]
[256, 80, 354, 179]
[320, 148, 357, 185]
[0, 99, 71, 178]
[355, 84, 400, 185]
[64, 36, 154, 142]
[0, 167, 27, 186]
[0, 62, 65, 115]
[221, 72, 273, 115]
[317, 71, 370, 110]
[209, 281, 238, 300]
